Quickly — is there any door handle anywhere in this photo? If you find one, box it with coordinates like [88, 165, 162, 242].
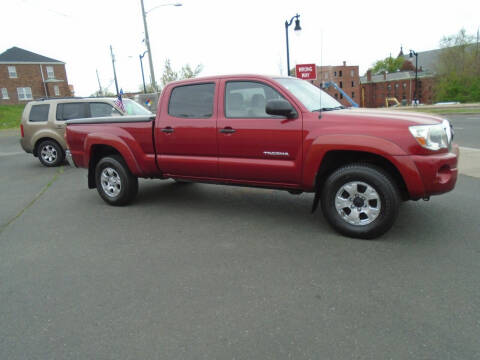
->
[219, 127, 236, 134]
[161, 127, 174, 133]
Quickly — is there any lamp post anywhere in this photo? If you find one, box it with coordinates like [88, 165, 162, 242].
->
[140, 1, 182, 92]
[139, 51, 148, 93]
[285, 13, 301, 76]
[409, 49, 418, 105]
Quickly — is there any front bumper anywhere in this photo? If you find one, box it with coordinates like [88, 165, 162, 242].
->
[65, 149, 76, 167]
[395, 144, 459, 199]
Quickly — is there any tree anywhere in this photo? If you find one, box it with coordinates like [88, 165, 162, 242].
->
[434, 29, 480, 102]
[160, 59, 203, 87]
[90, 89, 116, 97]
[371, 56, 405, 74]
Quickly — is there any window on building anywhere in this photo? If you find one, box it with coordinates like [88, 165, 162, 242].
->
[351, 92, 355, 98]
[1, 88, 8, 99]
[17, 87, 32, 100]
[387, 84, 392, 90]
[334, 71, 337, 76]
[225, 81, 285, 118]
[89, 102, 122, 117]
[395, 83, 399, 89]
[403, 83, 407, 88]
[168, 83, 215, 118]
[8, 66, 17, 78]
[56, 103, 88, 120]
[339, 81, 343, 88]
[54, 85, 60, 96]
[350, 69, 355, 77]
[334, 93, 338, 99]
[351, 81, 354, 87]
[339, 70, 343, 77]
[29, 104, 50, 122]
[46, 66, 55, 79]
[340, 93, 344, 99]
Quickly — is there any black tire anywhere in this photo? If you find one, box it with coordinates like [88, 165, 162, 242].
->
[95, 155, 138, 206]
[320, 163, 400, 239]
[37, 140, 64, 167]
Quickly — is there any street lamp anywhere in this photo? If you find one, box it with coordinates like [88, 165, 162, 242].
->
[140, 1, 182, 92]
[139, 50, 148, 93]
[285, 13, 301, 76]
[409, 49, 418, 105]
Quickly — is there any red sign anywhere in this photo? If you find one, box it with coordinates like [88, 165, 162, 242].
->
[295, 64, 317, 80]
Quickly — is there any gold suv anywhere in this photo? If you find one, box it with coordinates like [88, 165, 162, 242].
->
[20, 97, 152, 166]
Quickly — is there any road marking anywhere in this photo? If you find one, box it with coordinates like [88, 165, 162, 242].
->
[0, 151, 24, 157]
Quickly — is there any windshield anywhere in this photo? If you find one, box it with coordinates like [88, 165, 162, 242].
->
[123, 99, 152, 115]
[274, 77, 343, 112]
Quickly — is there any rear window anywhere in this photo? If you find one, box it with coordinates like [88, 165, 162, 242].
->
[56, 103, 88, 121]
[168, 83, 215, 118]
[29, 104, 50, 122]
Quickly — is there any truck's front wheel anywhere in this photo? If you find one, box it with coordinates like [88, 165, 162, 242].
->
[95, 155, 138, 206]
[321, 164, 400, 239]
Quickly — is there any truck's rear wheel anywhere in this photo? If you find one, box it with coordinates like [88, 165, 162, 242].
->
[95, 155, 138, 206]
[321, 164, 400, 239]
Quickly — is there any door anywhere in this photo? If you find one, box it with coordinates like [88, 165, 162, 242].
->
[155, 82, 218, 178]
[217, 80, 302, 185]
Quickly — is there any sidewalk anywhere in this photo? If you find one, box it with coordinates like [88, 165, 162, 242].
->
[459, 147, 480, 178]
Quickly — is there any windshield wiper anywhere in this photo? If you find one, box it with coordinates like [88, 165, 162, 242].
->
[312, 106, 345, 112]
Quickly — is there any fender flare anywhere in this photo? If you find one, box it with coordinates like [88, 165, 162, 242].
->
[303, 134, 410, 189]
[84, 132, 142, 175]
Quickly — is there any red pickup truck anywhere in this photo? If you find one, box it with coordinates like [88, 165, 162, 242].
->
[65, 75, 458, 239]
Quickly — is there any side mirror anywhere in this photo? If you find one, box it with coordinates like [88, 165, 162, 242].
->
[266, 99, 296, 118]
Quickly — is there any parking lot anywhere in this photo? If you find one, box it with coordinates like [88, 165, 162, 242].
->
[1, 114, 480, 359]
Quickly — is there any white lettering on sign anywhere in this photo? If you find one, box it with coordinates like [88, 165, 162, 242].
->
[299, 66, 313, 72]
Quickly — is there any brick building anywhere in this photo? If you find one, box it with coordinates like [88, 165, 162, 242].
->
[360, 69, 435, 108]
[0, 47, 71, 104]
[312, 62, 361, 107]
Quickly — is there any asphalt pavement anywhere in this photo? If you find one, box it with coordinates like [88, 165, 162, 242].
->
[1, 116, 479, 359]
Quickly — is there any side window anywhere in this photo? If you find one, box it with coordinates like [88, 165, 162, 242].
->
[29, 104, 50, 122]
[168, 83, 215, 118]
[225, 81, 285, 118]
[56, 103, 87, 121]
[89, 102, 121, 117]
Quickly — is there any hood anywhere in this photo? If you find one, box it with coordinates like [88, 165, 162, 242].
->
[329, 108, 444, 126]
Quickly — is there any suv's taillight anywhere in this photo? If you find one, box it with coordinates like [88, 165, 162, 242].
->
[20, 124, 24, 138]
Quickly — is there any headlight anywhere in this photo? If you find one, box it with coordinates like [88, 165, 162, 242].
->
[409, 120, 451, 151]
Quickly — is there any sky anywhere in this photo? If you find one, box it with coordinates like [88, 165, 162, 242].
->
[2, 0, 479, 96]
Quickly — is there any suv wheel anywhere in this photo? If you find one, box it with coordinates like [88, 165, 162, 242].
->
[38, 140, 64, 167]
[95, 155, 138, 206]
[321, 164, 400, 239]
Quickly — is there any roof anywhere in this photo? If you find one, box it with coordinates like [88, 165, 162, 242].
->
[401, 48, 442, 73]
[360, 70, 435, 84]
[400, 43, 480, 73]
[0, 47, 64, 64]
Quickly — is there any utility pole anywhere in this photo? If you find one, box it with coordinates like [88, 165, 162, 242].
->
[96, 69, 103, 96]
[110, 45, 120, 96]
[140, 0, 157, 92]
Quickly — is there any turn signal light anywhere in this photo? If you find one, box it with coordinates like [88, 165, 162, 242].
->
[20, 124, 24, 138]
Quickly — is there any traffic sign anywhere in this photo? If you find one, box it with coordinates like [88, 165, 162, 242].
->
[295, 64, 317, 80]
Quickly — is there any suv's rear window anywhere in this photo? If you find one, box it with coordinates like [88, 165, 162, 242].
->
[56, 103, 88, 121]
[29, 104, 50, 122]
[168, 83, 215, 118]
